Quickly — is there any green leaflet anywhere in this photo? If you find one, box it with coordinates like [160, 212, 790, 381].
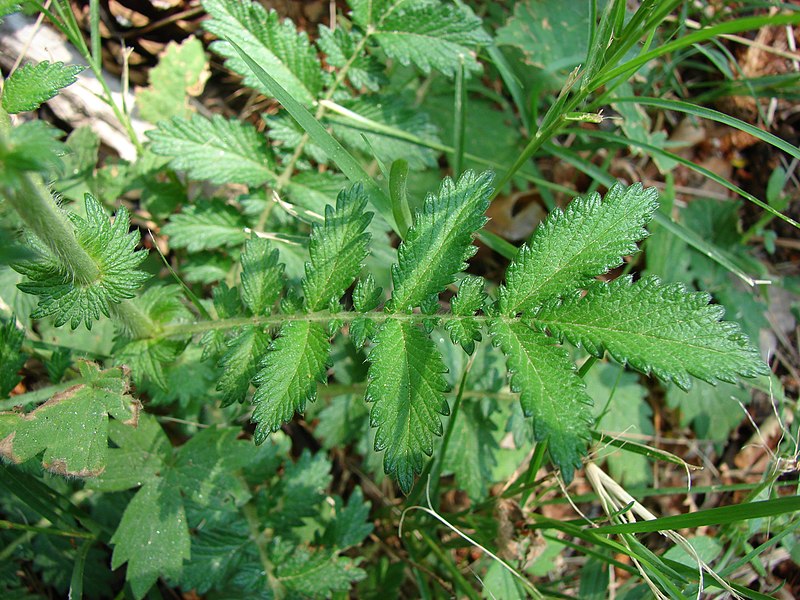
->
[490, 320, 593, 482]
[370, 3, 491, 76]
[14, 194, 149, 330]
[366, 319, 450, 493]
[1, 60, 84, 114]
[251, 321, 330, 443]
[444, 275, 486, 355]
[147, 114, 276, 186]
[240, 237, 284, 315]
[0, 362, 140, 477]
[162, 199, 248, 252]
[303, 184, 372, 311]
[202, 0, 322, 106]
[317, 26, 385, 92]
[388, 170, 493, 312]
[216, 326, 271, 406]
[532, 276, 768, 391]
[499, 183, 659, 316]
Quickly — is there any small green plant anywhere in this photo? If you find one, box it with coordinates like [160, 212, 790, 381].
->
[1, 0, 798, 598]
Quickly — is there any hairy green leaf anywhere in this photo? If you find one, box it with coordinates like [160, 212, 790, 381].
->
[490, 320, 592, 481]
[442, 399, 499, 501]
[533, 275, 768, 391]
[317, 25, 385, 92]
[252, 321, 329, 443]
[162, 200, 248, 252]
[203, 0, 322, 106]
[303, 184, 372, 311]
[147, 114, 275, 186]
[372, 4, 491, 76]
[322, 487, 374, 549]
[0, 362, 140, 476]
[499, 183, 659, 315]
[240, 237, 284, 315]
[1, 60, 84, 114]
[270, 540, 367, 597]
[15, 194, 149, 329]
[388, 170, 493, 312]
[367, 319, 450, 493]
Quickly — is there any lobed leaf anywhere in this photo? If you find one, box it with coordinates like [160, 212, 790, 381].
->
[0, 362, 140, 477]
[499, 182, 659, 315]
[490, 320, 593, 481]
[1, 60, 84, 114]
[442, 399, 499, 501]
[532, 276, 768, 391]
[202, 0, 322, 106]
[15, 194, 149, 330]
[240, 237, 284, 315]
[366, 319, 450, 493]
[317, 25, 385, 92]
[147, 114, 275, 186]
[251, 321, 330, 443]
[303, 184, 372, 311]
[388, 170, 493, 312]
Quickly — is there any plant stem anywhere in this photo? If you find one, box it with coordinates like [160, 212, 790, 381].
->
[242, 501, 282, 597]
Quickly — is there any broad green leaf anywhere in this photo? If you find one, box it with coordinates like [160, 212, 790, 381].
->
[15, 194, 149, 330]
[1, 60, 84, 114]
[388, 170, 493, 312]
[371, 3, 491, 76]
[216, 326, 270, 406]
[317, 25, 384, 92]
[442, 399, 499, 501]
[136, 36, 210, 124]
[303, 185, 372, 311]
[0, 362, 140, 476]
[202, 0, 322, 106]
[0, 317, 25, 397]
[110, 478, 191, 600]
[444, 275, 485, 355]
[330, 96, 441, 169]
[251, 321, 330, 443]
[533, 276, 768, 391]
[240, 237, 284, 315]
[162, 200, 248, 252]
[147, 114, 275, 186]
[366, 319, 450, 493]
[490, 320, 592, 481]
[496, 0, 592, 72]
[499, 183, 659, 315]
[586, 362, 652, 486]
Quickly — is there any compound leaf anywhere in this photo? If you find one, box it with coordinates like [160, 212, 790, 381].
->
[203, 0, 322, 106]
[1, 60, 84, 114]
[240, 237, 284, 315]
[147, 114, 275, 186]
[252, 321, 329, 443]
[110, 477, 191, 600]
[0, 362, 140, 477]
[490, 320, 592, 481]
[15, 194, 149, 330]
[372, 4, 491, 76]
[388, 170, 493, 312]
[303, 185, 372, 311]
[163, 200, 248, 253]
[367, 319, 450, 493]
[499, 183, 658, 316]
[533, 275, 768, 391]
